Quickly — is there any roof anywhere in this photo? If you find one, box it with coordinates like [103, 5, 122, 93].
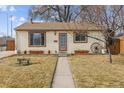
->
[15, 22, 104, 31]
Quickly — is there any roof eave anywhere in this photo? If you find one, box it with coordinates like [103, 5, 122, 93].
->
[16, 29, 103, 31]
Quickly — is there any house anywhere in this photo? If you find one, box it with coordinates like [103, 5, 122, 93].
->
[119, 36, 124, 54]
[119, 27, 124, 54]
[15, 22, 105, 54]
[0, 36, 6, 47]
[110, 26, 124, 54]
[0, 36, 14, 51]
[116, 31, 124, 54]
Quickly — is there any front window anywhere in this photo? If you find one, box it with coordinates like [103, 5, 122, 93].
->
[29, 32, 45, 46]
[74, 32, 87, 43]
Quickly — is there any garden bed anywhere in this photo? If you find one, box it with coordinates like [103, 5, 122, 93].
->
[75, 50, 89, 55]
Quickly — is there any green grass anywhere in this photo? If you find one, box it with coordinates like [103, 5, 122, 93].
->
[0, 54, 57, 88]
[69, 55, 124, 88]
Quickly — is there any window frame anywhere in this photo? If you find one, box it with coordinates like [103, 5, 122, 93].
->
[73, 32, 88, 43]
[28, 31, 46, 47]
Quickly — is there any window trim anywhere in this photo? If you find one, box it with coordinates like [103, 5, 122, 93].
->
[73, 32, 88, 43]
[28, 31, 46, 47]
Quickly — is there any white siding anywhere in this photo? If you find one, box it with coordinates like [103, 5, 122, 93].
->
[16, 30, 105, 54]
[72, 31, 105, 53]
[16, 31, 28, 52]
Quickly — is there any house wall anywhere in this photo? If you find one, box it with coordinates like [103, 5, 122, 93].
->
[72, 31, 105, 53]
[16, 30, 105, 54]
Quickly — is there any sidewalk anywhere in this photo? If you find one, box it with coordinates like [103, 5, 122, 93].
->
[52, 57, 75, 88]
[0, 51, 15, 58]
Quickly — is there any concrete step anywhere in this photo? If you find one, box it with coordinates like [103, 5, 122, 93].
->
[58, 51, 67, 57]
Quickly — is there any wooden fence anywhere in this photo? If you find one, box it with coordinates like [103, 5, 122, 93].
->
[120, 38, 124, 54]
[6, 40, 15, 51]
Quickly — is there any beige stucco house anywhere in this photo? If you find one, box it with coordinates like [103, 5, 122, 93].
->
[15, 22, 105, 54]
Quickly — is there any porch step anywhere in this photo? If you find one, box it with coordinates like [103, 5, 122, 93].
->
[58, 51, 67, 57]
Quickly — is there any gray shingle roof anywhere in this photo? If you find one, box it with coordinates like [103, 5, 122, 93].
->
[15, 22, 104, 31]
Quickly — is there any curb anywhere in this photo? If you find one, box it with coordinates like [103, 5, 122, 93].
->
[50, 55, 59, 88]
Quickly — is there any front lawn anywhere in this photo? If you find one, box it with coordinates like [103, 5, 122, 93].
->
[69, 55, 124, 88]
[0, 54, 57, 88]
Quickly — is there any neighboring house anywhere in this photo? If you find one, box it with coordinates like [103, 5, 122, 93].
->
[0, 36, 8, 46]
[117, 28, 124, 54]
[109, 26, 124, 55]
[0, 36, 14, 51]
[118, 36, 124, 54]
[15, 22, 105, 54]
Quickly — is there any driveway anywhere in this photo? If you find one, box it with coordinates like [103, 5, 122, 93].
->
[0, 51, 16, 58]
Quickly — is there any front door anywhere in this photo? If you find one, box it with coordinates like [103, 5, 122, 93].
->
[59, 33, 67, 51]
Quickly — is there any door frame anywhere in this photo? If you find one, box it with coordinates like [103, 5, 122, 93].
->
[59, 33, 67, 51]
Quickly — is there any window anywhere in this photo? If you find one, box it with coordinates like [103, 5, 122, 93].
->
[29, 32, 45, 46]
[74, 32, 87, 43]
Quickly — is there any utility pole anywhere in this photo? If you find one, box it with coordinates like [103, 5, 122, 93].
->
[7, 12, 9, 37]
[10, 15, 13, 37]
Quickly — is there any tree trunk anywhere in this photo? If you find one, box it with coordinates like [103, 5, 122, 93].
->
[107, 46, 112, 63]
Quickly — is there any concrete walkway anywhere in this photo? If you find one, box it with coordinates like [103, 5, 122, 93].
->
[52, 57, 75, 88]
[0, 51, 16, 58]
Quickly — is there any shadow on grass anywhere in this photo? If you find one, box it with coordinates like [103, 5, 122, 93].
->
[9, 62, 41, 67]
[111, 61, 124, 65]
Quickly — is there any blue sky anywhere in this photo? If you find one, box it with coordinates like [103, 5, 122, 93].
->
[0, 5, 32, 37]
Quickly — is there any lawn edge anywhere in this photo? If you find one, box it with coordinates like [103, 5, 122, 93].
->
[0, 54, 16, 60]
[50, 55, 58, 88]
[68, 57, 77, 88]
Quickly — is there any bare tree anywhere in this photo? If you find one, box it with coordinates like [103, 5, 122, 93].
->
[28, 5, 124, 63]
[80, 5, 124, 63]
[28, 5, 87, 22]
